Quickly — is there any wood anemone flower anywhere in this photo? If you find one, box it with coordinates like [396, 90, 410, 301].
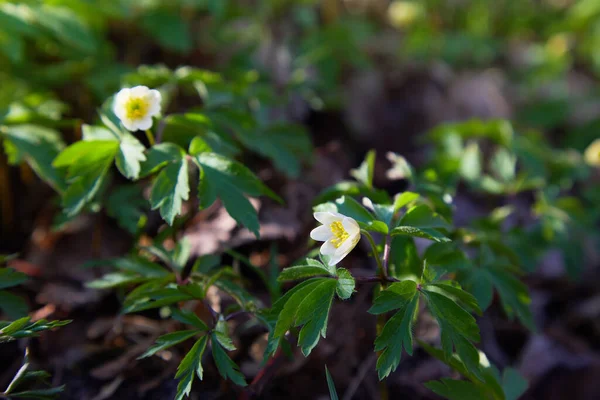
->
[310, 211, 360, 266]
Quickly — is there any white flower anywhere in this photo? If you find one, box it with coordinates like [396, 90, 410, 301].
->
[584, 138, 600, 167]
[310, 211, 360, 266]
[113, 86, 162, 131]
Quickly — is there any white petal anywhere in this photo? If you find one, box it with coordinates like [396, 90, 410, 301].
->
[314, 211, 343, 225]
[121, 118, 137, 131]
[146, 89, 162, 116]
[130, 85, 150, 97]
[135, 116, 154, 131]
[113, 89, 130, 119]
[342, 217, 360, 236]
[330, 235, 359, 265]
[310, 225, 332, 241]
[320, 240, 337, 257]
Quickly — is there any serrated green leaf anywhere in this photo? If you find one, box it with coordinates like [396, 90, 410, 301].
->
[350, 150, 375, 188]
[2, 124, 65, 191]
[295, 279, 337, 356]
[211, 334, 247, 386]
[424, 290, 482, 379]
[196, 152, 281, 236]
[484, 265, 534, 330]
[424, 283, 482, 315]
[140, 143, 185, 178]
[175, 335, 208, 400]
[278, 262, 332, 282]
[53, 140, 119, 216]
[115, 133, 146, 179]
[391, 226, 451, 242]
[122, 288, 192, 314]
[368, 281, 419, 379]
[170, 308, 209, 331]
[139, 330, 198, 359]
[335, 268, 355, 300]
[149, 159, 190, 225]
[273, 278, 337, 356]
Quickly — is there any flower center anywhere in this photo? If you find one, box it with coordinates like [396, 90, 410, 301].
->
[124, 97, 149, 120]
[330, 221, 349, 248]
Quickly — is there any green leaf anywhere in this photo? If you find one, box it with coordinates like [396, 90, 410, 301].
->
[400, 204, 451, 229]
[53, 140, 119, 216]
[482, 265, 534, 330]
[141, 10, 192, 53]
[196, 152, 281, 236]
[460, 142, 482, 182]
[171, 308, 209, 331]
[391, 226, 451, 243]
[393, 191, 419, 213]
[161, 114, 239, 156]
[149, 159, 190, 225]
[115, 133, 146, 180]
[423, 290, 482, 378]
[424, 283, 482, 315]
[333, 196, 388, 234]
[122, 288, 192, 314]
[0, 290, 28, 319]
[188, 136, 212, 156]
[490, 148, 516, 182]
[86, 272, 146, 289]
[211, 333, 247, 386]
[0, 268, 28, 289]
[425, 378, 488, 400]
[371, 203, 395, 228]
[278, 260, 332, 282]
[502, 368, 528, 400]
[389, 236, 422, 279]
[368, 281, 419, 379]
[175, 335, 209, 400]
[105, 185, 147, 234]
[273, 278, 337, 356]
[2, 125, 65, 191]
[140, 143, 185, 178]
[325, 366, 339, 400]
[0, 318, 71, 342]
[139, 330, 198, 359]
[350, 150, 375, 188]
[238, 123, 313, 178]
[335, 268, 355, 300]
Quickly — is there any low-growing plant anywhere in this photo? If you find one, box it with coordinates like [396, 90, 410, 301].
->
[0, 254, 70, 399]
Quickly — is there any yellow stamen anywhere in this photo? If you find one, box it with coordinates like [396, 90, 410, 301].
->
[125, 97, 149, 120]
[330, 221, 349, 248]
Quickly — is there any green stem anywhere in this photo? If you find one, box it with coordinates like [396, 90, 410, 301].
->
[361, 230, 385, 277]
[145, 129, 155, 146]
